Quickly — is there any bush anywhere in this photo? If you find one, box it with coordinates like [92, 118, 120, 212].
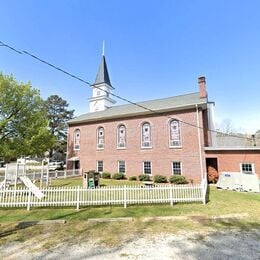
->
[169, 175, 188, 184]
[207, 166, 219, 183]
[138, 174, 151, 181]
[153, 175, 168, 183]
[101, 172, 111, 179]
[128, 176, 137, 181]
[86, 170, 100, 178]
[112, 173, 125, 180]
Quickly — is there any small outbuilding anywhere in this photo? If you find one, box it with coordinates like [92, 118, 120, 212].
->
[83, 170, 100, 188]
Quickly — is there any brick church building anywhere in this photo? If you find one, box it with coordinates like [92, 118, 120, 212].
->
[67, 54, 260, 182]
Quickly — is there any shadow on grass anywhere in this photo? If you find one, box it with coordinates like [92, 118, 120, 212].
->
[193, 216, 260, 231]
[47, 207, 91, 220]
[206, 184, 210, 203]
[0, 222, 34, 239]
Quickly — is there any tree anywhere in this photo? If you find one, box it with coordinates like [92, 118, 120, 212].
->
[0, 73, 56, 161]
[45, 95, 74, 160]
[217, 119, 236, 134]
[253, 130, 260, 146]
[255, 130, 260, 138]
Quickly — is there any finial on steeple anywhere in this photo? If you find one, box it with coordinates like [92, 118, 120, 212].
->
[102, 40, 105, 56]
[93, 44, 112, 87]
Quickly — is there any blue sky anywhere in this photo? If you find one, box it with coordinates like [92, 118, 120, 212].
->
[0, 0, 260, 133]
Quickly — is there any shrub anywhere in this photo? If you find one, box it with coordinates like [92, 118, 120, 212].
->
[153, 175, 168, 183]
[112, 173, 125, 180]
[207, 166, 219, 183]
[169, 175, 188, 184]
[128, 176, 137, 181]
[101, 172, 111, 179]
[86, 170, 100, 178]
[138, 174, 151, 181]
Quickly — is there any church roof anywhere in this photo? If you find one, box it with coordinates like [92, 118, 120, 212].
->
[212, 134, 260, 147]
[93, 55, 112, 86]
[68, 92, 208, 125]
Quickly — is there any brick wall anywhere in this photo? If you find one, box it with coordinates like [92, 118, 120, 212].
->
[205, 150, 260, 178]
[67, 108, 206, 183]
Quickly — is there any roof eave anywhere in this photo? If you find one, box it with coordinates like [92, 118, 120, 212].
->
[204, 147, 260, 151]
[68, 102, 208, 125]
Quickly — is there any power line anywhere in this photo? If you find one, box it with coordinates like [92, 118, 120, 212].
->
[0, 40, 255, 142]
[0, 41, 157, 113]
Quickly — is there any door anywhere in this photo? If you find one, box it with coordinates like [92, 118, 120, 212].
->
[206, 158, 218, 183]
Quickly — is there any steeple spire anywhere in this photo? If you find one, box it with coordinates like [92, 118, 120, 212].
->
[93, 54, 112, 86]
[89, 44, 116, 112]
[102, 40, 105, 56]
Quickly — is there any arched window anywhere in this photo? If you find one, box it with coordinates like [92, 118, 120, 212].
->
[141, 122, 152, 148]
[117, 124, 126, 148]
[97, 127, 105, 149]
[74, 129, 80, 150]
[169, 119, 181, 147]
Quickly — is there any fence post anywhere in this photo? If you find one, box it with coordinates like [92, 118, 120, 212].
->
[170, 185, 173, 206]
[3, 164, 8, 190]
[123, 185, 127, 208]
[202, 178, 206, 205]
[27, 190, 31, 211]
[15, 164, 19, 191]
[76, 186, 80, 210]
[64, 170, 67, 179]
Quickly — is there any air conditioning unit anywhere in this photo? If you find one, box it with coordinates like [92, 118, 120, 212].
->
[216, 172, 260, 193]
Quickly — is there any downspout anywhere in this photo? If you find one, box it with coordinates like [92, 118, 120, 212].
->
[66, 127, 69, 170]
[196, 104, 204, 181]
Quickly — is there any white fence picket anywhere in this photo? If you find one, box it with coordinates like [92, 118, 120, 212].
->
[0, 179, 207, 210]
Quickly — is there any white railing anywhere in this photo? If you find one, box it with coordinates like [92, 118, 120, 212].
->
[0, 180, 207, 210]
[0, 181, 4, 190]
[3, 169, 82, 185]
[46, 169, 82, 179]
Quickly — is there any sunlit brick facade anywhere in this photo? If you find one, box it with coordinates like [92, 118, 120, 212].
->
[67, 55, 260, 182]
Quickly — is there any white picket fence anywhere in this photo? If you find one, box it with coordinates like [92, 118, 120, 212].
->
[0, 179, 207, 210]
[0, 168, 82, 186]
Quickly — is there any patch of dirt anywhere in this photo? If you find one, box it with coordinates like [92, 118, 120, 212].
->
[0, 229, 259, 259]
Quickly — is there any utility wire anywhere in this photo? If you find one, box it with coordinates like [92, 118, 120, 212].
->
[0, 41, 156, 114]
[0, 40, 256, 142]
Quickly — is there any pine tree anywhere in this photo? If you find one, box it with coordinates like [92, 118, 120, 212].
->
[45, 95, 74, 160]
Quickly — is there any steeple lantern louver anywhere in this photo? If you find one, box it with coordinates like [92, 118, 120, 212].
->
[89, 54, 116, 112]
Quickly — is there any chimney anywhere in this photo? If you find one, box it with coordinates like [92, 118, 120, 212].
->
[198, 76, 207, 99]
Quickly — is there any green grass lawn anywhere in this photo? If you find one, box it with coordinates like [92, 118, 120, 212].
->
[0, 179, 259, 222]
[0, 177, 259, 248]
[50, 176, 143, 187]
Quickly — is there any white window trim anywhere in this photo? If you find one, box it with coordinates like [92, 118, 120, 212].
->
[117, 147, 126, 150]
[240, 163, 255, 173]
[96, 127, 105, 150]
[117, 124, 126, 149]
[169, 119, 182, 149]
[143, 161, 152, 175]
[73, 129, 80, 151]
[171, 161, 182, 175]
[141, 144, 153, 149]
[118, 160, 126, 174]
[141, 122, 152, 149]
[96, 160, 104, 173]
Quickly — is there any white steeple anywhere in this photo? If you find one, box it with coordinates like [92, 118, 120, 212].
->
[89, 46, 116, 112]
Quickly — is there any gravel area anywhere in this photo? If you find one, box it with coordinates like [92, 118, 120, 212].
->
[1, 230, 259, 260]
